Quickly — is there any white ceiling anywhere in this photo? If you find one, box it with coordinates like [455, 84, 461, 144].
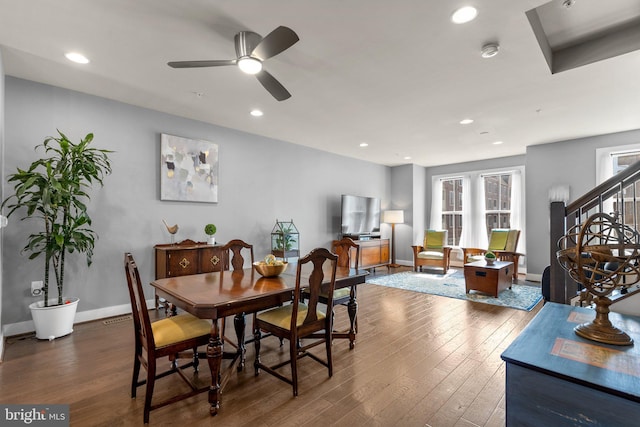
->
[1, 0, 639, 167]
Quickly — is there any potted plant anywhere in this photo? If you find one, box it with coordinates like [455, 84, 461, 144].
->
[484, 251, 497, 265]
[1, 130, 112, 339]
[204, 223, 217, 245]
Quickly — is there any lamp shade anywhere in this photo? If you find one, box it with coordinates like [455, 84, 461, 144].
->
[383, 210, 404, 224]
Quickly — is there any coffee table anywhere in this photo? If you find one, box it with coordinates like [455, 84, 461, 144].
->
[464, 260, 513, 297]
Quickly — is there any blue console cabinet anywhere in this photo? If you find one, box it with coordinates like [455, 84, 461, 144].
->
[501, 303, 640, 426]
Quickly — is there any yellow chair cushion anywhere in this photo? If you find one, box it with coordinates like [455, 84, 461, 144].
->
[151, 313, 211, 348]
[468, 255, 485, 263]
[317, 287, 350, 301]
[257, 303, 326, 330]
[417, 251, 444, 259]
[424, 230, 445, 249]
[332, 287, 350, 300]
[488, 230, 509, 251]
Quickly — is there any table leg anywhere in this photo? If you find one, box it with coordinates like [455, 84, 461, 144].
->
[347, 286, 358, 349]
[233, 313, 246, 371]
[206, 319, 223, 416]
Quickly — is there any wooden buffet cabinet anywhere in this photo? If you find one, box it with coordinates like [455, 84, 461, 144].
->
[154, 239, 229, 309]
[154, 239, 228, 279]
[348, 238, 390, 270]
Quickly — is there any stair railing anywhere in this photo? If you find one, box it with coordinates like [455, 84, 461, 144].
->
[549, 161, 640, 303]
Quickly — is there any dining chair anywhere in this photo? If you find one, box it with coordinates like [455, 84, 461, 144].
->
[222, 239, 255, 272]
[220, 239, 255, 363]
[252, 247, 338, 396]
[303, 237, 359, 348]
[124, 252, 211, 424]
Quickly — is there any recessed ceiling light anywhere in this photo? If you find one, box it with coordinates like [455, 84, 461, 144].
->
[359, 143, 369, 147]
[250, 109, 263, 117]
[460, 118, 474, 125]
[404, 156, 412, 160]
[65, 52, 89, 64]
[451, 6, 478, 24]
[492, 141, 504, 145]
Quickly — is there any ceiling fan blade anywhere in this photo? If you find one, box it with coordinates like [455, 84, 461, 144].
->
[256, 70, 291, 101]
[251, 26, 299, 61]
[167, 60, 236, 68]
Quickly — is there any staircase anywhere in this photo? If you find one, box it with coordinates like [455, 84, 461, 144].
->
[549, 160, 640, 314]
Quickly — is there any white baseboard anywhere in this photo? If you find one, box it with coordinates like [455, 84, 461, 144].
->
[526, 273, 542, 283]
[2, 300, 151, 338]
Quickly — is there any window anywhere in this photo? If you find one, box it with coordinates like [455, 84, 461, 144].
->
[441, 177, 463, 245]
[483, 173, 512, 238]
[611, 151, 640, 230]
[597, 145, 640, 229]
[432, 167, 523, 252]
[613, 151, 640, 174]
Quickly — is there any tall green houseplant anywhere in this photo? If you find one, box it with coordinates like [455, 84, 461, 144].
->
[1, 130, 113, 306]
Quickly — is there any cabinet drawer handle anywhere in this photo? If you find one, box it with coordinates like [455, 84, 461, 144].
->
[179, 257, 190, 269]
[475, 271, 486, 277]
[210, 255, 220, 266]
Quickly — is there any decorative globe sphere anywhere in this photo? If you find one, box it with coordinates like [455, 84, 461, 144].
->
[556, 212, 640, 345]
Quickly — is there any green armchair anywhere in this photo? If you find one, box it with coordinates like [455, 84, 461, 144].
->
[462, 229, 522, 280]
[411, 230, 451, 273]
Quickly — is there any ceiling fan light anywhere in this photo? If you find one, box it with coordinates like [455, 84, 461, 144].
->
[238, 57, 262, 74]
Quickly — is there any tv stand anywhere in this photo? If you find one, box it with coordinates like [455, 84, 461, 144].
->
[344, 238, 389, 270]
[342, 233, 381, 241]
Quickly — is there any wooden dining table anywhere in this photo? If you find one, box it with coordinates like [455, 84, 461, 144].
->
[150, 264, 368, 416]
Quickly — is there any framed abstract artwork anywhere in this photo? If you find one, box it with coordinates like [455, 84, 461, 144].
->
[160, 134, 219, 203]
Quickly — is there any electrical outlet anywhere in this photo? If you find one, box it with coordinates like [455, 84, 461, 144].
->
[31, 281, 43, 297]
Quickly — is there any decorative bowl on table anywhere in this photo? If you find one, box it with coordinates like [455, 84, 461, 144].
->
[253, 261, 288, 278]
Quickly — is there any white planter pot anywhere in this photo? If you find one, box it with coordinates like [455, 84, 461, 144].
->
[208, 236, 216, 245]
[29, 297, 79, 340]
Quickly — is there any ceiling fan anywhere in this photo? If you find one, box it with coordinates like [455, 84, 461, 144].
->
[168, 26, 299, 101]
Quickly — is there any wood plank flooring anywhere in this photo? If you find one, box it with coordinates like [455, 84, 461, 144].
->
[0, 267, 542, 426]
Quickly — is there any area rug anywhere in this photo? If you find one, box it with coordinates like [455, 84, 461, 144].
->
[366, 270, 543, 311]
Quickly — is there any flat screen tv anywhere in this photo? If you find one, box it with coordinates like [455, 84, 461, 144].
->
[340, 194, 381, 237]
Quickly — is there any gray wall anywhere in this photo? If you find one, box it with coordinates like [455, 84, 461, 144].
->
[414, 129, 640, 278]
[389, 164, 414, 264]
[421, 155, 527, 266]
[4, 76, 640, 334]
[0, 52, 5, 353]
[2, 77, 390, 329]
[526, 129, 640, 276]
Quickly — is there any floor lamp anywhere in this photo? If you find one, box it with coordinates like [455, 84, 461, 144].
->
[383, 210, 404, 268]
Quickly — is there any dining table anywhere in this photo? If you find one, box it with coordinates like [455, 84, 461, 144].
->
[150, 263, 368, 416]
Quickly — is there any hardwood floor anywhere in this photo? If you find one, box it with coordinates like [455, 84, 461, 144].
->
[0, 266, 542, 426]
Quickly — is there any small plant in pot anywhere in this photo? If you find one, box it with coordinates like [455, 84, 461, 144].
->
[204, 223, 217, 245]
[1, 130, 112, 339]
[484, 251, 497, 265]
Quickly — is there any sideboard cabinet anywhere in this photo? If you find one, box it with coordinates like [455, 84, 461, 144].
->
[155, 239, 228, 279]
[351, 238, 390, 269]
[154, 239, 229, 310]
